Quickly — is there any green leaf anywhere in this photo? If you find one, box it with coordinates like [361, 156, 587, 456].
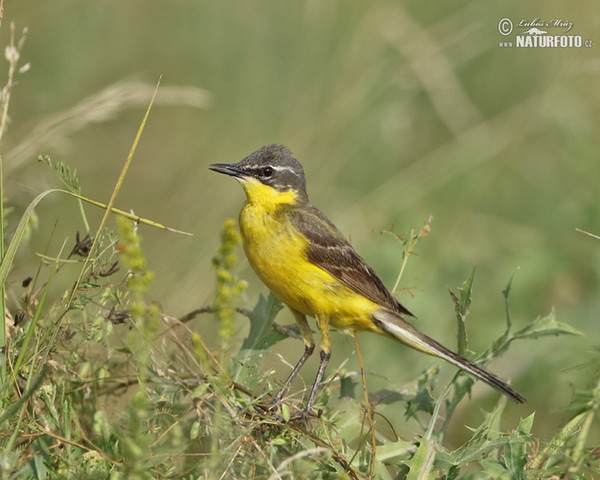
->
[479, 458, 512, 479]
[0, 364, 49, 427]
[457, 266, 476, 316]
[370, 456, 395, 480]
[405, 387, 435, 418]
[532, 410, 587, 471]
[30, 436, 53, 478]
[448, 266, 476, 355]
[39, 155, 81, 194]
[232, 293, 285, 389]
[190, 421, 201, 440]
[517, 412, 535, 435]
[449, 398, 506, 465]
[502, 271, 517, 331]
[512, 309, 582, 341]
[281, 403, 291, 422]
[338, 372, 357, 400]
[373, 439, 415, 463]
[504, 414, 535, 479]
[407, 437, 436, 480]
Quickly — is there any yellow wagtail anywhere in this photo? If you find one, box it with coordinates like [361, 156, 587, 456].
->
[210, 144, 524, 413]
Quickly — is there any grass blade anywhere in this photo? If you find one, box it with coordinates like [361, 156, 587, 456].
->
[66, 77, 161, 308]
[0, 188, 64, 289]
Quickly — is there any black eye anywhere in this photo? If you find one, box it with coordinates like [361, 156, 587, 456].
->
[262, 166, 274, 177]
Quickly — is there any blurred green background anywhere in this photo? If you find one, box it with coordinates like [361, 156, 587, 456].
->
[3, 0, 599, 445]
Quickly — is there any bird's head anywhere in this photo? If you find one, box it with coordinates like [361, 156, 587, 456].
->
[210, 144, 308, 205]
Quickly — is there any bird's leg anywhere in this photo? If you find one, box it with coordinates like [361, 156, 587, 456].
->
[272, 309, 314, 405]
[302, 314, 331, 415]
[272, 344, 314, 404]
[303, 349, 331, 415]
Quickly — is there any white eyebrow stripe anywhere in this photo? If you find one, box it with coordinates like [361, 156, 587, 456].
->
[272, 165, 298, 174]
[239, 164, 299, 176]
[241, 164, 294, 172]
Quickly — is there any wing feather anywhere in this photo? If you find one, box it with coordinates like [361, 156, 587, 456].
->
[285, 204, 414, 317]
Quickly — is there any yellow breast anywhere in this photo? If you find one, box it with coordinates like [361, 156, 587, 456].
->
[238, 192, 379, 333]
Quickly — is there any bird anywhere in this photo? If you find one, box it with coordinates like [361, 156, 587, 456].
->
[209, 144, 524, 414]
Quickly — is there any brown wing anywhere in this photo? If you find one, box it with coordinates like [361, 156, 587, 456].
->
[285, 204, 415, 318]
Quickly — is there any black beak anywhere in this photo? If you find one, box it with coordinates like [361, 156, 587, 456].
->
[209, 163, 245, 178]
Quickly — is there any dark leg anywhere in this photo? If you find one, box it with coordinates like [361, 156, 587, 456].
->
[303, 349, 331, 414]
[272, 309, 314, 404]
[272, 342, 315, 404]
[301, 314, 331, 414]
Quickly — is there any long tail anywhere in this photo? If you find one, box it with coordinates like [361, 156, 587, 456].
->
[372, 309, 525, 403]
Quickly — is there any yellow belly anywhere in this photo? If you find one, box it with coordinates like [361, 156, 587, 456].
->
[239, 202, 380, 333]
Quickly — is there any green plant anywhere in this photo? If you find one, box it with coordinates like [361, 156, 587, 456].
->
[1, 14, 599, 479]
